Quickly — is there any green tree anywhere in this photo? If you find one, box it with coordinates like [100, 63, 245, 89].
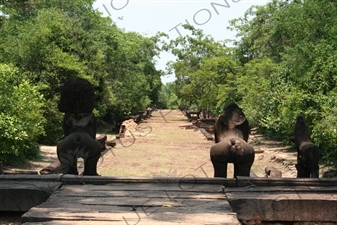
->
[0, 1, 111, 143]
[0, 64, 45, 163]
[229, 0, 337, 164]
[228, 0, 290, 63]
[0, 0, 164, 145]
[236, 58, 279, 127]
[164, 25, 241, 114]
[157, 82, 178, 109]
[105, 31, 164, 116]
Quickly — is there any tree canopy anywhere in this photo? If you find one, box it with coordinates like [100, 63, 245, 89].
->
[164, 0, 337, 166]
[1, 0, 337, 166]
[0, 0, 163, 163]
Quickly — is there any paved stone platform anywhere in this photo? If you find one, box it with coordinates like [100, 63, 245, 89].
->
[20, 176, 239, 225]
[1, 175, 337, 224]
[0, 175, 62, 211]
[227, 177, 337, 224]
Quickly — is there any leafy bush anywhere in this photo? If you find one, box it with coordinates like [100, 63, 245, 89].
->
[0, 64, 45, 164]
[157, 83, 178, 109]
[311, 94, 337, 166]
[37, 99, 64, 145]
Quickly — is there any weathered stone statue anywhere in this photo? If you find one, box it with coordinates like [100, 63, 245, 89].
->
[211, 102, 255, 178]
[293, 114, 319, 178]
[57, 77, 101, 175]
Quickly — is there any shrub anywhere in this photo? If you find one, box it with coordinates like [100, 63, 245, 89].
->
[0, 64, 45, 164]
[311, 94, 337, 166]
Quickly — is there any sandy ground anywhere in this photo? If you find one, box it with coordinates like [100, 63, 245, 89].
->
[6, 109, 332, 178]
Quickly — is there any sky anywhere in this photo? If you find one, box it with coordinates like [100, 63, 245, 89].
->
[93, 0, 272, 83]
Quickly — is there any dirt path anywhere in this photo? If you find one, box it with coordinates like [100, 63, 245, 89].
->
[96, 109, 298, 178]
[96, 109, 215, 177]
[7, 109, 331, 178]
[24, 110, 297, 178]
[98, 110, 333, 178]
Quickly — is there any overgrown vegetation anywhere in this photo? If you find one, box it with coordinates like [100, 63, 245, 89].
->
[0, 0, 163, 163]
[164, 0, 337, 166]
[0, 64, 45, 162]
[1, 0, 337, 166]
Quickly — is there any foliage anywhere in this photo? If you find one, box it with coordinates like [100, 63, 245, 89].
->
[2, 0, 337, 166]
[0, 64, 45, 163]
[311, 94, 337, 166]
[228, 0, 337, 164]
[236, 58, 279, 128]
[165, 0, 337, 165]
[164, 25, 241, 115]
[0, 0, 163, 150]
[106, 31, 163, 115]
[37, 100, 63, 145]
[157, 82, 178, 109]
